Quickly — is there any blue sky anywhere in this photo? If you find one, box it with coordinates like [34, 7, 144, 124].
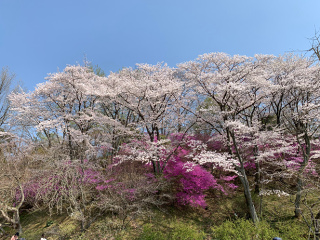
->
[1, 0, 320, 91]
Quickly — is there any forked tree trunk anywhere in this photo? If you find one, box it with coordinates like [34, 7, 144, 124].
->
[0, 178, 24, 235]
[0, 206, 22, 235]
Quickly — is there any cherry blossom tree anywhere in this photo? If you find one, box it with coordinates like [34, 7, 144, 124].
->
[104, 63, 185, 174]
[9, 65, 131, 162]
[178, 52, 274, 223]
[268, 55, 320, 218]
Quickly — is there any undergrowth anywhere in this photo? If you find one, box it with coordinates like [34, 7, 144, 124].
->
[0, 193, 311, 239]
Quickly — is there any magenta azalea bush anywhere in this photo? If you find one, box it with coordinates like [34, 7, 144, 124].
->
[164, 158, 221, 207]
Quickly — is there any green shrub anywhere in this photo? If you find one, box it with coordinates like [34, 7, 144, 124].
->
[274, 220, 307, 240]
[211, 218, 280, 240]
[168, 220, 206, 240]
[138, 224, 166, 240]
[138, 220, 206, 240]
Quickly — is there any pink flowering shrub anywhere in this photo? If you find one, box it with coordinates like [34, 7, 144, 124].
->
[21, 133, 240, 211]
[164, 158, 221, 207]
[162, 133, 238, 207]
[116, 133, 238, 207]
[20, 158, 171, 220]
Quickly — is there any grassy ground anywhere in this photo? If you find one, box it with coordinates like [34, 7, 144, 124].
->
[0, 192, 313, 239]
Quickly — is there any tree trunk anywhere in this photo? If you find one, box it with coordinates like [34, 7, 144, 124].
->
[239, 170, 259, 223]
[294, 177, 303, 219]
[253, 145, 260, 194]
[314, 211, 320, 240]
[230, 132, 259, 223]
[254, 163, 260, 194]
[315, 219, 320, 240]
[295, 132, 310, 218]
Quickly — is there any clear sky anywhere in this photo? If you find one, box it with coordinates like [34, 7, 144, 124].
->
[1, 0, 320, 91]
